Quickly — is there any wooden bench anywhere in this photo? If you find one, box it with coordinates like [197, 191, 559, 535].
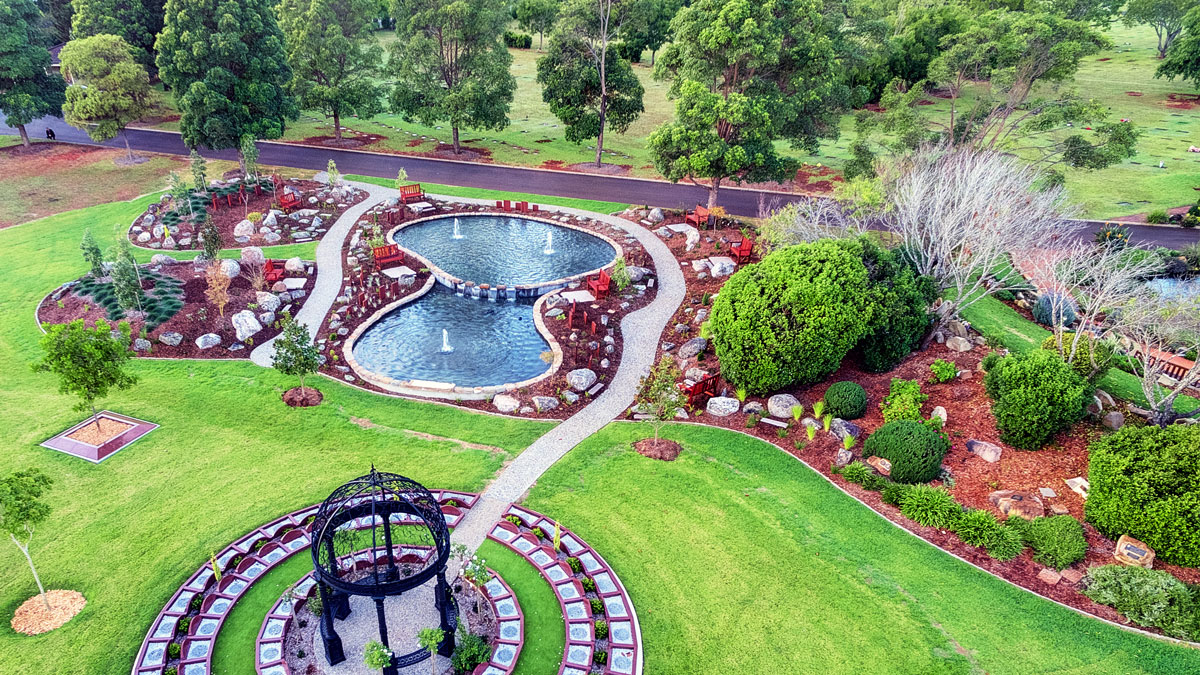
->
[398, 184, 424, 204]
[264, 259, 286, 284]
[372, 244, 404, 268]
[685, 205, 711, 228]
[731, 237, 754, 264]
[278, 191, 302, 213]
[679, 373, 719, 408]
[587, 268, 611, 300]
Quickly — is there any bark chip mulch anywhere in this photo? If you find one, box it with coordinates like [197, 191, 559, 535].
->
[283, 386, 323, 407]
[634, 438, 681, 461]
[65, 418, 133, 445]
[10, 590, 86, 635]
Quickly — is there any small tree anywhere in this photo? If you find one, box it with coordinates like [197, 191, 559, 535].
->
[516, 0, 559, 50]
[0, 469, 54, 610]
[273, 316, 320, 395]
[189, 149, 208, 193]
[1118, 295, 1200, 426]
[327, 159, 342, 187]
[168, 170, 192, 217]
[111, 240, 144, 313]
[240, 135, 260, 182]
[200, 217, 222, 262]
[205, 261, 231, 318]
[394, 167, 408, 188]
[634, 356, 687, 449]
[60, 34, 152, 163]
[31, 319, 137, 429]
[0, 0, 67, 147]
[1126, 0, 1193, 58]
[417, 627, 445, 675]
[362, 639, 393, 670]
[80, 229, 104, 278]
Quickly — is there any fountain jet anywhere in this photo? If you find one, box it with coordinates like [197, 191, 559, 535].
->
[452, 218, 463, 240]
[440, 328, 454, 353]
[543, 231, 554, 255]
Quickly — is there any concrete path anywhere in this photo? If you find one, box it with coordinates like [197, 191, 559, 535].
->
[250, 175, 389, 367]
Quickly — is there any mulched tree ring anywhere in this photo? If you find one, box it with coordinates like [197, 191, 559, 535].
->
[282, 387, 323, 407]
[11, 590, 86, 635]
[634, 438, 682, 461]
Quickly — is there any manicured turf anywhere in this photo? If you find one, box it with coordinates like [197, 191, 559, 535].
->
[477, 539, 566, 675]
[0, 196, 552, 674]
[346, 174, 629, 214]
[211, 548, 312, 675]
[960, 295, 1198, 413]
[525, 423, 1200, 674]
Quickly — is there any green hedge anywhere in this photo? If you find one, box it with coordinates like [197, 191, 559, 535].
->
[984, 350, 1092, 450]
[863, 420, 949, 484]
[1086, 425, 1200, 567]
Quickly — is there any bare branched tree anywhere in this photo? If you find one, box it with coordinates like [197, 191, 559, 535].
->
[1116, 295, 1200, 427]
[758, 197, 871, 251]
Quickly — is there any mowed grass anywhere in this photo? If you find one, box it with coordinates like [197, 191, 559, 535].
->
[477, 540, 566, 675]
[525, 422, 1200, 674]
[960, 295, 1198, 413]
[346, 174, 629, 214]
[0, 196, 553, 674]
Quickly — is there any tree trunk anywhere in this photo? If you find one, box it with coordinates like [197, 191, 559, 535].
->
[123, 131, 134, 163]
[17, 124, 30, 147]
[706, 179, 720, 208]
[452, 127, 461, 154]
[539, 32, 544, 51]
[333, 110, 342, 139]
[650, 49, 656, 66]
[238, 150, 247, 177]
[12, 535, 49, 611]
[91, 404, 101, 432]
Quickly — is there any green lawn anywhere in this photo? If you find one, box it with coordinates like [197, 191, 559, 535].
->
[960, 295, 1198, 412]
[524, 423, 1200, 674]
[477, 540, 566, 675]
[0, 197, 553, 674]
[346, 174, 629, 214]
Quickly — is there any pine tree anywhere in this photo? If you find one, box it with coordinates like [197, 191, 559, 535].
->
[60, 34, 151, 163]
[80, 229, 104, 278]
[0, 0, 66, 147]
[110, 240, 143, 312]
[189, 149, 208, 194]
[70, 0, 164, 71]
[156, 0, 298, 152]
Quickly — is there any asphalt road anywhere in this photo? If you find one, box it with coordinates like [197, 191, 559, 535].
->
[4, 114, 1199, 249]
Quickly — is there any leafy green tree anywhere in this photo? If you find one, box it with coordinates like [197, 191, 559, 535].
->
[536, 0, 644, 167]
[1036, 0, 1123, 26]
[240, 134, 259, 181]
[272, 315, 320, 396]
[1125, 0, 1194, 58]
[40, 0, 75, 43]
[650, 0, 842, 207]
[389, 0, 515, 154]
[619, 0, 677, 65]
[0, 469, 54, 610]
[0, 0, 66, 147]
[156, 0, 298, 153]
[417, 627, 445, 675]
[32, 318, 136, 428]
[1158, 7, 1200, 88]
[279, 0, 384, 139]
[80, 229, 104, 278]
[856, 238, 936, 373]
[189, 148, 208, 192]
[111, 239, 143, 312]
[515, 0, 558, 50]
[634, 356, 686, 448]
[60, 34, 151, 163]
[69, 0, 163, 71]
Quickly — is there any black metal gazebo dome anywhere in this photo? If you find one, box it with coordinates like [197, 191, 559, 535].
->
[311, 468, 455, 673]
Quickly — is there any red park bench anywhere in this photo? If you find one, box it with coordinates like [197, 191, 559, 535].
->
[372, 244, 405, 268]
[685, 204, 711, 228]
[731, 237, 754, 264]
[264, 259, 286, 284]
[587, 268, 611, 300]
[278, 191, 302, 213]
[679, 373, 719, 408]
[398, 184, 424, 204]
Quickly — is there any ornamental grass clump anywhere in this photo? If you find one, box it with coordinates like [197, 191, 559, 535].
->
[985, 522, 1026, 561]
[899, 485, 962, 530]
[955, 509, 1004, 548]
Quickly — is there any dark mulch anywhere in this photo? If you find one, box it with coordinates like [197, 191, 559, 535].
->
[634, 438, 681, 461]
[282, 386, 323, 407]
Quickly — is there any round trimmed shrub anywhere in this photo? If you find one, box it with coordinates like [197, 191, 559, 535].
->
[1040, 332, 1113, 381]
[1085, 425, 1200, 567]
[825, 381, 868, 419]
[709, 240, 873, 394]
[1032, 292, 1077, 327]
[863, 420, 950, 484]
[986, 523, 1026, 561]
[983, 350, 1093, 450]
[1027, 515, 1088, 571]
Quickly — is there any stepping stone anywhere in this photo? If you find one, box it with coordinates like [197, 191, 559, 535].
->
[560, 289, 596, 304]
[1064, 477, 1089, 499]
[1039, 487, 1057, 498]
[759, 417, 787, 428]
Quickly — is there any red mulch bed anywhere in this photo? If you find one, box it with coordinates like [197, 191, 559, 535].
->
[295, 134, 385, 149]
[39, 260, 315, 359]
[283, 386, 323, 407]
[634, 438, 681, 461]
[315, 200, 658, 418]
[65, 417, 132, 445]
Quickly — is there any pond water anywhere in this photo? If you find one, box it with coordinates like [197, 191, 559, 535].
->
[1146, 276, 1200, 300]
[394, 215, 616, 286]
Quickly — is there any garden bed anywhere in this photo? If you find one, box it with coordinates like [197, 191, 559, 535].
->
[38, 255, 316, 359]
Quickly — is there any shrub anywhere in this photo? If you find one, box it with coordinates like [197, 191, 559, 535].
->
[986, 523, 1026, 561]
[980, 352, 1002, 372]
[956, 509, 1004, 548]
[708, 240, 874, 393]
[177, 617, 191, 634]
[567, 556, 582, 573]
[363, 640, 393, 669]
[502, 31, 533, 48]
[983, 350, 1092, 450]
[928, 359, 957, 384]
[307, 592, 322, 616]
[1183, 213, 1200, 228]
[590, 597, 604, 613]
[1026, 515, 1087, 570]
[1146, 208, 1170, 224]
[840, 461, 870, 484]
[594, 650, 608, 665]
[1032, 292, 1077, 327]
[1085, 425, 1200, 567]
[168, 642, 181, 659]
[825, 381, 867, 419]
[1082, 565, 1199, 639]
[594, 619, 608, 640]
[581, 577, 596, 593]
[864, 420, 950, 484]
[861, 473, 886, 491]
[899, 485, 962, 530]
[1040, 333, 1113, 381]
[880, 482, 910, 506]
[855, 239, 936, 372]
[880, 378, 927, 423]
[1095, 223, 1131, 249]
[451, 632, 492, 674]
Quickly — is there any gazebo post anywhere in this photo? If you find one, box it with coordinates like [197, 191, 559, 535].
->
[375, 595, 399, 675]
[317, 581, 345, 665]
[381, 514, 400, 582]
[436, 570, 456, 657]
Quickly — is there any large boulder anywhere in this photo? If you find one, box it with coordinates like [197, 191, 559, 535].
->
[233, 219, 256, 238]
[219, 259, 241, 279]
[626, 266, 650, 283]
[195, 333, 221, 349]
[231, 310, 263, 341]
[264, 231, 282, 244]
[830, 418, 861, 440]
[988, 490, 1044, 520]
[678, 337, 707, 359]
[137, 231, 152, 243]
[285, 257, 306, 273]
[767, 393, 801, 419]
[241, 246, 265, 266]
[262, 211, 277, 228]
[708, 256, 736, 277]
[158, 331, 183, 347]
[945, 336, 972, 352]
[133, 338, 151, 352]
[966, 439, 1002, 463]
[647, 207, 665, 223]
[706, 396, 740, 417]
[532, 396, 559, 413]
[151, 254, 177, 266]
[255, 292, 281, 312]
[493, 394, 520, 413]
[566, 368, 597, 392]
[683, 226, 701, 251]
